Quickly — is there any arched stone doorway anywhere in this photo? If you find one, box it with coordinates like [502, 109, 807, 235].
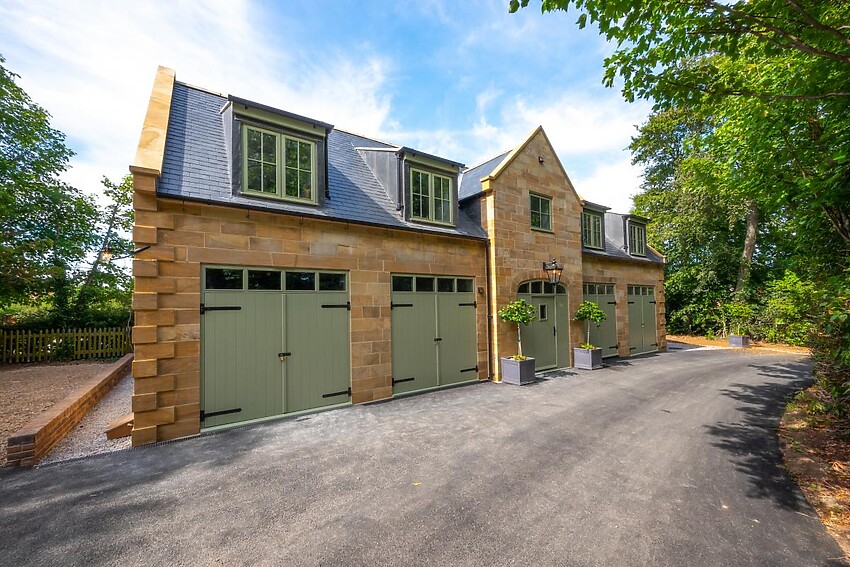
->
[516, 280, 570, 371]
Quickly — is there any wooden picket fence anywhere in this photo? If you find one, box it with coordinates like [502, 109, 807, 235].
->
[0, 327, 131, 364]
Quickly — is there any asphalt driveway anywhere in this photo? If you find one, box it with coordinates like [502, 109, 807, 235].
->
[1, 348, 846, 566]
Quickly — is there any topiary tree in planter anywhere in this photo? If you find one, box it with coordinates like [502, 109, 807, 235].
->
[573, 300, 607, 348]
[573, 300, 607, 369]
[498, 298, 537, 359]
[497, 299, 537, 384]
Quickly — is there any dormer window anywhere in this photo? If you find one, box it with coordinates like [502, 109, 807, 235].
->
[581, 210, 604, 249]
[410, 168, 453, 224]
[243, 125, 316, 204]
[628, 222, 646, 256]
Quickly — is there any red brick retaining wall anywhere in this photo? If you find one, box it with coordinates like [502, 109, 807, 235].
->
[5, 354, 133, 467]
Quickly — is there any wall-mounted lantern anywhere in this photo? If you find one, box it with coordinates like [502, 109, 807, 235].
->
[542, 258, 563, 284]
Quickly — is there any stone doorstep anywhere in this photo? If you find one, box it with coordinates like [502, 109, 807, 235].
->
[4, 354, 134, 468]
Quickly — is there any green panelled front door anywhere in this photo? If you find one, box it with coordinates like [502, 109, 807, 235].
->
[391, 275, 478, 395]
[524, 295, 557, 370]
[583, 283, 618, 358]
[201, 267, 350, 430]
[628, 285, 657, 355]
[516, 281, 568, 371]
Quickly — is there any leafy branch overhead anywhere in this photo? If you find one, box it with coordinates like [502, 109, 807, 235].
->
[510, 0, 850, 104]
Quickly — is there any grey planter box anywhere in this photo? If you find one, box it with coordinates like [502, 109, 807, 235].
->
[729, 334, 751, 348]
[501, 357, 536, 385]
[574, 347, 603, 370]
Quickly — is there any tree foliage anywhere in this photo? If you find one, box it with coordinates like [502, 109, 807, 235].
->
[512, 0, 850, 412]
[0, 55, 99, 305]
[0, 55, 132, 327]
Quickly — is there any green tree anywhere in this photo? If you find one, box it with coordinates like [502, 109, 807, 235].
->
[0, 54, 98, 306]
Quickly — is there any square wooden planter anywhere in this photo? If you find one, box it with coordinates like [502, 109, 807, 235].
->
[729, 334, 751, 348]
[501, 357, 536, 385]
[574, 347, 603, 370]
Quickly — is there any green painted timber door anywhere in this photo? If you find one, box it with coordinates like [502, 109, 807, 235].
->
[391, 275, 478, 395]
[201, 267, 350, 429]
[437, 281, 478, 385]
[516, 281, 569, 371]
[524, 295, 557, 370]
[627, 285, 657, 355]
[583, 283, 618, 358]
[284, 290, 351, 412]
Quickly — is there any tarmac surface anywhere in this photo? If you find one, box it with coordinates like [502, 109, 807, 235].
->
[1, 347, 846, 566]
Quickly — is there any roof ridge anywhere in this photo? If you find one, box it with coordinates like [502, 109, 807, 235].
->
[463, 150, 511, 172]
[333, 127, 399, 149]
[174, 80, 227, 99]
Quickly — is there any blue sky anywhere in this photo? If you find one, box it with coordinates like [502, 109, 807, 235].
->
[0, 0, 651, 212]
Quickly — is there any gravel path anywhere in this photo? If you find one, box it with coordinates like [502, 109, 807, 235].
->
[39, 371, 133, 465]
[0, 360, 112, 466]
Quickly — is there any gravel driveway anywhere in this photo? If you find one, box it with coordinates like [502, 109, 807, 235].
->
[1, 349, 845, 566]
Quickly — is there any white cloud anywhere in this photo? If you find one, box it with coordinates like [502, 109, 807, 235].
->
[569, 156, 644, 214]
[0, 0, 392, 203]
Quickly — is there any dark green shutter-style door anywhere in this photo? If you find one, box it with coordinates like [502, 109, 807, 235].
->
[517, 281, 569, 371]
[391, 275, 478, 395]
[627, 285, 657, 355]
[201, 267, 350, 429]
[583, 283, 618, 358]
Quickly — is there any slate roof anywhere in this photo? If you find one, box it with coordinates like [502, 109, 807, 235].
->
[159, 82, 487, 240]
[458, 151, 510, 202]
[582, 212, 665, 264]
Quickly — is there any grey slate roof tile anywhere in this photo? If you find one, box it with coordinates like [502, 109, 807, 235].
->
[159, 83, 486, 240]
[458, 151, 510, 201]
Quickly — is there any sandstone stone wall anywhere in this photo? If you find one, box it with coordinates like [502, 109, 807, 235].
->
[130, 176, 488, 446]
[582, 255, 667, 356]
[480, 128, 585, 378]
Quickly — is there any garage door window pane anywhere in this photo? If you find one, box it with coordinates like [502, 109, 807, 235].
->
[286, 271, 315, 291]
[556, 284, 567, 294]
[518, 282, 530, 294]
[392, 275, 413, 292]
[319, 273, 346, 291]
[416, 277, 434, 292]
[437, 278, 454, 292]
[530, 281, 542, 294]
[544, 282, 555, 294]
[248, 270, 281, 290]
[206, 268, 243, 290]
[456, 278, 473, 293]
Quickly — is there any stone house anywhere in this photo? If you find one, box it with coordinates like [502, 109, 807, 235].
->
[128, 66, 666, 446]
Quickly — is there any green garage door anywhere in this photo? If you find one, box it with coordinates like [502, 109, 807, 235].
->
[391, 275, 478, 395]
[583, 283, 618, 358]
[517, 281, 569, 371]
[201, 267, 350, 429]
[628, 285, 658, 355]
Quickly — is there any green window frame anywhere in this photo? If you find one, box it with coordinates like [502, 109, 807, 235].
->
[628, 223, 646, 256]
[530, 193, 552, 231]
[581, 211, 603, 249]
[243, 125, 317, 204]
[410, 168, 453, 225]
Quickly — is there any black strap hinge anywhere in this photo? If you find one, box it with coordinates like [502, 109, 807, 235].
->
[460, 366, 479, 373]
[391, 302, 413, 309]
[200, 304, 242, 314]
[200, 408, 242, 421]
[607, 301, 617, 305]
[459, 301, 477, 307]
[393, 377, 415, 385]
[321, 301, 351, 310]
[322, 387, 351, 399]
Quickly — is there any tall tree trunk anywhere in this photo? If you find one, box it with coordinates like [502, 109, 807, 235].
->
[735, 200, 759, 294]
